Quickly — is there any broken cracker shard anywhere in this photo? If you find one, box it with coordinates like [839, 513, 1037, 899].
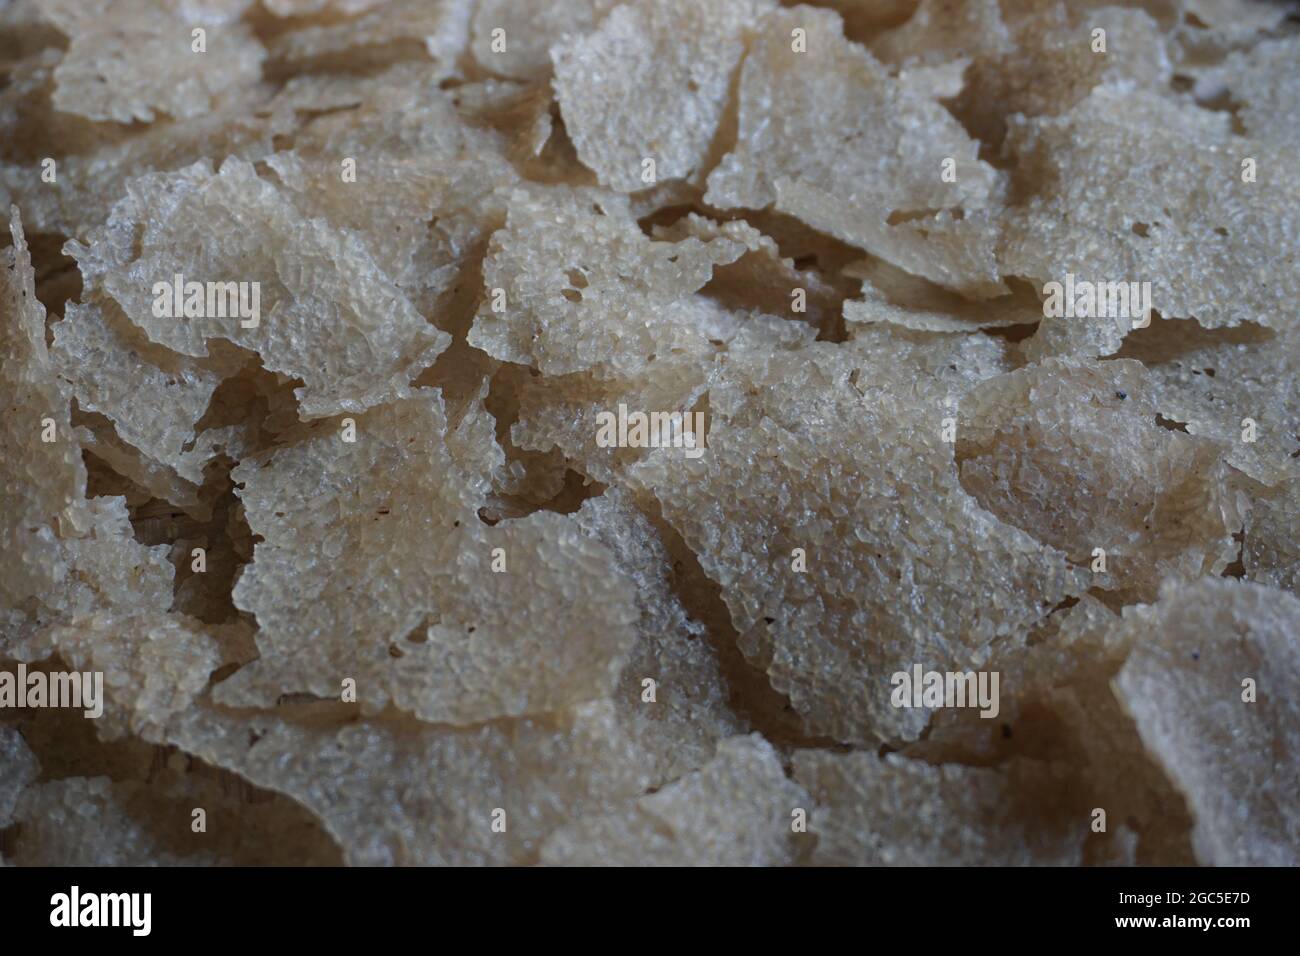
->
[0, 0, 1297, 869]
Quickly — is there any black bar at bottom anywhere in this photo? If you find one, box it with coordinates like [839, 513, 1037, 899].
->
[0, 865, 1285, 942]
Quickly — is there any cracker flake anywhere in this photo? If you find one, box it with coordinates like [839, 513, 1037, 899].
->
[1114, 577, 1300, 866]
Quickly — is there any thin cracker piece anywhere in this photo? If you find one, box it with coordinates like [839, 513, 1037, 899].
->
[514, 321, 1085, 744]
[907, 596, 1198, 864]
[0, 54, 281, 238]
[0, 727, 39, 831]
[843, 257, 1039, 334]
[11, 771, 342, 865]
[1117, 318, 1300, 486]
[0, 208, 86, 642]
[1194, 37, 1300, 152]
[947, 2, 1173, 149]
[266, 0, 472, 77]
[263, 65, 519, 303]
[45, 496, 176, 626]
[794, 750, 1087, 865]
[1001, 84, 1300, 334]
[1113, 577, 1300, 866]
[540, 734, 808, 866]
[161, 699, 651, 865]
[0, 217, 171, 649]
[472, 0, 617, 80]
[706, 7, 998, 239]
[67, 157, 450, 420]
[552, 0, 773, 192]
[1244, 478, 1300, 597]
[956, 357, 1241, 601]
[652, 213, 850, 335]
[573, 489, 743, 783]
[468, 185, 745, 377]
[40, 0, 265, 125]
[870, 0, 1013, 67]
[17, 611, 220, 742]
[52, 297, 226, 484]
[214, 391, 639, 724]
